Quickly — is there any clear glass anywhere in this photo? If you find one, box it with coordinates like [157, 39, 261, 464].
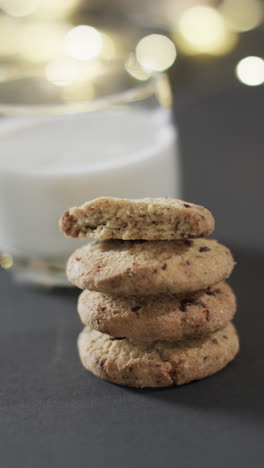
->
[0, 67, 181, 286]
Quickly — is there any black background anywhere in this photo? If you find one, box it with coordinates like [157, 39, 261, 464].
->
[1, 60, 264, 466]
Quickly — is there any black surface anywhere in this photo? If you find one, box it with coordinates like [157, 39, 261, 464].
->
[1, 74, 264, 467]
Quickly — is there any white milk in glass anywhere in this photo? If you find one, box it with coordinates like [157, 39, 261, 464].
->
[0, 108, 181, 262]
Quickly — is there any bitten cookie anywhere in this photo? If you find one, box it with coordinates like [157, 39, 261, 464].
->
[60, 197, 215, 241]
[78, 322, 239, 387]
[78, 282, 236, 342]
[67, 239, 235, 296]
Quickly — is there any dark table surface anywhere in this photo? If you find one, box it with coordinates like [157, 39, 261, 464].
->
[1, 73, 264, 467]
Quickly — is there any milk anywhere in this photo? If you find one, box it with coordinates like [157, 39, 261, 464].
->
[0, 108, 180, 260]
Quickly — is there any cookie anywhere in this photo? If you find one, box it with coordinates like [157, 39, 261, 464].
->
[67, 239, 235, 296]
[78, 282, 236, 342]
[77, 322, 239, 387]
[60, 197, 215, 241]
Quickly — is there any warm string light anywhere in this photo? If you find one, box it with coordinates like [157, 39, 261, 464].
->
[136, 34, 177, 72]
[100, 33, 117, 61]
[0, 0, 39, 18]
[64, 25, 103, 62]
[0, 19, 118, 88]
[44, 26, 120, 87]
[175, 6, 237, 56]
[3, 2, 263, 92]
[220, 0, 263, 33]
[0, 253, 13, 269]
[0, 15, 20, 57]
[45, 58, 86, 86]
[236, 56, 264, 86]
[19, 22, 69, 63]
[0, 0, 81, 19]
[14, 21, 118, 68]
[45, 57, 110, 87]
[125, 54, 151, 81]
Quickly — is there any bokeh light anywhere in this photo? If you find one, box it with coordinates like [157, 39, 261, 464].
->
[176, 6, 237, 55]
[125, 54, 151, 81]
[34, 0, 80, 19]
[64, 25, 103, 62]
[0, 0, 81, 20]
[136, 34, 176, 72]
[45, 58, 83, 86]
[236, 56, 264, 86]
[100, 32, 117, 61]
[220, 0, 263, 33]
[45, 57, 108, 87]
[0, 15, 20, 57]
[0, 253, 13, 269]
[19, 22, 68, 63]
[0, 0, 39, 17]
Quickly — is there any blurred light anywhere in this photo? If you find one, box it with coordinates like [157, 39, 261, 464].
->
[236, 56, 264, 86]
[125, 54, 151, 81]
[19, 23, 68, 63]
[46, 57, 111, 88]
[0, 15, 20, 57]
[1, 0, 81, 20]
[45, 58, 83, 86]
[136, 34, 176, 72]
[0, 253, 13, 269]
[65, 25, 103, 62]
[100, 33, 117, 61]
[220, 0, 263, 32]
[177, 6, 237, 55]
[34, 0, 80, 19]
[0, 0, 80, 19]
[0, 0, 39, 17]
[80, 61, 107, 80]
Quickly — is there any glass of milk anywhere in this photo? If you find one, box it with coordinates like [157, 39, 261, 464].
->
[0, 69, 181, 286]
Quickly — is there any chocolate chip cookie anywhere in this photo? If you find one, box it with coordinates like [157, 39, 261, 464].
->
[78, 322, 239, 387]
[78, 281, 236, 342]
[67, 239, 235, 296]
[60, 197, 215, 241]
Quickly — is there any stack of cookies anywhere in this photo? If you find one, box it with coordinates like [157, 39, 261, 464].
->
[60, 197, 239, 388]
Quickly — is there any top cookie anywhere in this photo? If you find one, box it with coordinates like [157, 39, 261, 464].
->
[60, 197, 215, 241]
